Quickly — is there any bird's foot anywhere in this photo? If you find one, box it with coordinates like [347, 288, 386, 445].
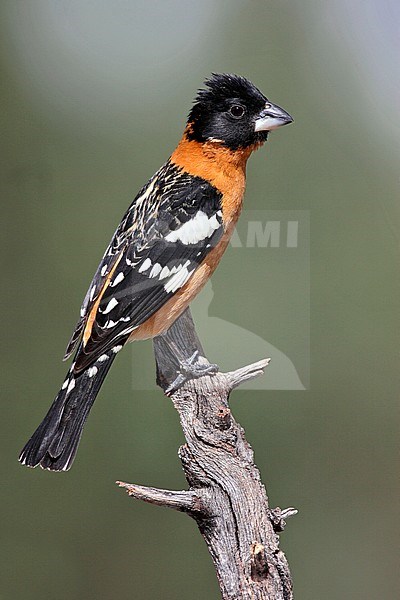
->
[165, 351, 219, 394]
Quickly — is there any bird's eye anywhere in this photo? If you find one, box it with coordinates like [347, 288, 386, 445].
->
[229, 105, 245, 119]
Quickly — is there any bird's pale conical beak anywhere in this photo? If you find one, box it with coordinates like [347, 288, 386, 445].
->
[254, 102, 293, 132]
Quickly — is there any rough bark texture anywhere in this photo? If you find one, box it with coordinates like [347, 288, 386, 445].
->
[117, 308, 296, 599]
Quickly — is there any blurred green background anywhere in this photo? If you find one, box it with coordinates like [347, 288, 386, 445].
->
[1, 1, 399, 599]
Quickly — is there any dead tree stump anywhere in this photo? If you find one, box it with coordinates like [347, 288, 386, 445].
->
[117, 308, 296, 599]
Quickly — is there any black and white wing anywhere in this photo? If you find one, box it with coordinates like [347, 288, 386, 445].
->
[67, 161, 224, 373]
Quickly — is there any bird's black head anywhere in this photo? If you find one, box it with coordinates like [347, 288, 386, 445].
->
[186, 73, 293, 151]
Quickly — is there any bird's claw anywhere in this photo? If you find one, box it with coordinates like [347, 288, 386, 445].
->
[165, 351, 219, 394]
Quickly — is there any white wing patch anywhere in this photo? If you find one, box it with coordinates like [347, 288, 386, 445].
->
[134, 255, 195, 293]
[105, 319, 118, 329]
[87, 366, 98, 378]
[66, 378, 76, 395]
[164, 260, 192, 293]
[110, 272, 125, 287]
[160, 265, 171, 279]
[98, 354, 109, 362]
[149, 263, 162, 278]
[165, 210, 221, 245]
[102, 298, 119, 315]
[138, 257, 152, 273]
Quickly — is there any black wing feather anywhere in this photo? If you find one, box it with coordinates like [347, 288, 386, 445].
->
[70, 161, 223, 372]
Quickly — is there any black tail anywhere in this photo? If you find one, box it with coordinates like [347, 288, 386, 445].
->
[19, 347, 118, 472]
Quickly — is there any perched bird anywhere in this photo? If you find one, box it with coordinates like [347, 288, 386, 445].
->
[19, 73, 293, 472]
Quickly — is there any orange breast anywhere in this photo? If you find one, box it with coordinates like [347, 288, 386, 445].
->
[169, 132, 255, 226]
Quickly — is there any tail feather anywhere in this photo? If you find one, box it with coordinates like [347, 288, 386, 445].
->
[19, 348, 118, 472]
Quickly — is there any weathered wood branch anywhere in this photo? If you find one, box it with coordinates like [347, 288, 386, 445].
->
[117, 308, 295, 599]
[116, 481, 202, 512]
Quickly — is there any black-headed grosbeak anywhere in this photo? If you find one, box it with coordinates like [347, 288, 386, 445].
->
[19, 74, 293, 471]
